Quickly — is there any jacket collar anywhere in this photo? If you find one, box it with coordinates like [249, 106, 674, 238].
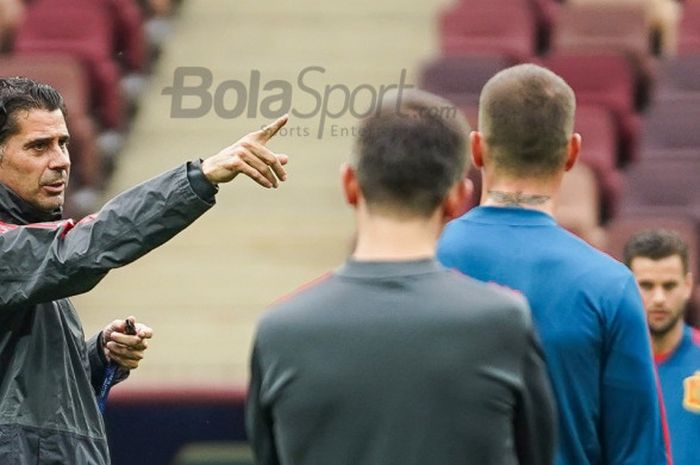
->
[0, 182, 62, 225]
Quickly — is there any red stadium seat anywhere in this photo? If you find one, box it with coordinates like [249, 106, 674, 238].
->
[14, 1, 125, 129]
[0, 0, 24, 51]
[575, 104, 622, 220]
[654, 53, 700, 100]
[690, 286, 700, 328]
[419, 54, 516, 107]
[678, 1, 700, 55]
[0, 53, 102, 188]
[640, 95, 700, 151]
[537, 52, 641, 164]
[552, 2, 655, 109]
[552, 1, 651, 57]
[557, 163, 606, 248]
[439, 2, 538, 59]
[620, 153, 700, 223]
[107, 0, 148, 73]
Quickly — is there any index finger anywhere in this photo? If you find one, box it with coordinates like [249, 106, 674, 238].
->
[253, 114, 288, 143]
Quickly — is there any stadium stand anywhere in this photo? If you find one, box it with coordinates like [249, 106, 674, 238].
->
[555, 163, 607, 248]
[567, 0, 681, 56]
[0, 53, 102, 190]
[552, 1, 651, 57]
[654, 52, 700, 99]
[439, 1, 538, 59]
[536, 52, 641, 164]
[0, 0, 22, 51]
[574, 104, 623, 220]
[678, 0, 700, 54]
[13, 1, 125, 129]
[419, 54, 517, 107]
[620, 154, 700, 224]
[640, 95, 700, 151]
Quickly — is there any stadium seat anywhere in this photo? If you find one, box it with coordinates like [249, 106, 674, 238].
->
[439, 2, 537, 59]
[654, 53, 700, 100]
[14, 0, 125, 129]
[419, 54, 516, 107]
[107, 0, 148, 73]
[457, 104, 478, 131]
[689, 286, 700, 328]
[0, 0, 23, 51]
[553, 1, 651, 57]
[678, 1, 700, 55]
[556, 163, 606, 248]
[552, 1, 656, 108]
[0, 53, 102, 188]
[537, 52, 641, 164]
[567, 0, 681, 56]
[575, 104, 623, 220]
[640, 95, 700, 151]
[620, 154, 700, 224]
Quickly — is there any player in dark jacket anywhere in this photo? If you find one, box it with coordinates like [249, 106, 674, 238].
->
[0, 77, 289, 465]
[247, 90, 556, 465]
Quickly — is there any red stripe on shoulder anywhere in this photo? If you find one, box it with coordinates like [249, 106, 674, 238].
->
[0, 222, 18, 234]
[0, 219, 70, 235]
[0, 214, 97, 238]
[270, 272, 333, 307]
[691, 328, 700, 347]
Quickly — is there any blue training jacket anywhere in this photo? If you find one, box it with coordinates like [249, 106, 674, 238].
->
[437, 206, 670, 465]
[656, 325, 700, 465]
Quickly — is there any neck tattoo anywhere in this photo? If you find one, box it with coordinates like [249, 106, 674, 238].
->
[487, 190, 551, 208]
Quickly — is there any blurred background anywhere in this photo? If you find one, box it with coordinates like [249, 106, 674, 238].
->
[1, 0, 699, 464]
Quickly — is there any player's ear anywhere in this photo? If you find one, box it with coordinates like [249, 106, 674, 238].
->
[564, 133, 581, 172]
[341, 162, 359, 207]
[684, 271, 694, 300]
[470, 131, 484, 169]
[443, 177, 473, 221]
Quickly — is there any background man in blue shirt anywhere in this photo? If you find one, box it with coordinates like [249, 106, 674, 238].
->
[625, 229, 700, 465]
[437, 64, 670, 465]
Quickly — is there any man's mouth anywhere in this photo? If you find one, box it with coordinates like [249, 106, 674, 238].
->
[648, 310, 669, 321]
[42, 181, 65, 195]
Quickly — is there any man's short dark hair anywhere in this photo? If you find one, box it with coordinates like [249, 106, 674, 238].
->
[0, 77, 66, 148]
[479, 63, 575, 178]
[353, 89, 470, 218]
[623, 229, 690, 274]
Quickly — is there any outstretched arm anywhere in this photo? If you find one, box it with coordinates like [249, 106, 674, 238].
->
[0, 116, 290, 309]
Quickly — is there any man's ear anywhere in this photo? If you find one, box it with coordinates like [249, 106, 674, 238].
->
[470, 131, 484, 169]
[683, 271, 694, 301]
[443, 178, 473, 221]
[564, 133, 581, 172]
[341, 162, 359, 207]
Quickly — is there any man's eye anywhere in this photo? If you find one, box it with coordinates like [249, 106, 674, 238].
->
[33, 143, 47, 151]
[639, 282, 653, 290]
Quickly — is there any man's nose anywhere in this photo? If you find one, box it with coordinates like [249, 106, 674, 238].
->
[652, 287, 666, 305]
[48, 143, 70, 170]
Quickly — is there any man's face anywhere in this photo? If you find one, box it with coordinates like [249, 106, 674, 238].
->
[630, 255, 693, 336]
[0, 109, 70, 212]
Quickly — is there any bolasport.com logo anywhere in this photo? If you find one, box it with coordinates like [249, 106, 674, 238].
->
[162, 66, 456, 139]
